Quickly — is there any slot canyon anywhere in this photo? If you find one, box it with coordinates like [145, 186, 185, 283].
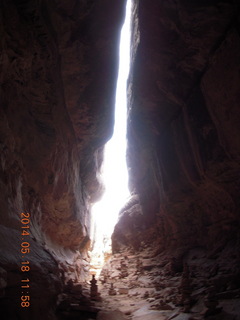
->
[0, 0, 240, 319]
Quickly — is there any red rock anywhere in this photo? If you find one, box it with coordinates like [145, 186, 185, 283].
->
[0, 0, 126, 318]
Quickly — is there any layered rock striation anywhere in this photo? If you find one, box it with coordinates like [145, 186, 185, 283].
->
[113, 0, 240, 256]
[0, 0, 126, 318]
[1, 0, 240, 318]
[112, 3, 240, 316]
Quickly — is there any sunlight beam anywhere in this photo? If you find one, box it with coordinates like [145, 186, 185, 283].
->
[90, 0, 132, 272]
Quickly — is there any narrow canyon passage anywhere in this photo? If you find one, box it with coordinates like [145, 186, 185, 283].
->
[90, 0, 131, 276]
[58, 237, 240, 320]
[1, 0, 240, 320]
[57, 1, 240, 319]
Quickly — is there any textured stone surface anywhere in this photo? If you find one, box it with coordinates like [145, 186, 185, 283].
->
[113, 0, 240, 256]
[98, 243, 240, 320]
[112, 3, 240, 317]
[97, 310, 128, 320]
[0, 0, 126, 318]
[1, 0, 240, 318]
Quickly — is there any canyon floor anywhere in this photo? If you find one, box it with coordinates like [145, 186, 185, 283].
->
[56, 242, 240, 320]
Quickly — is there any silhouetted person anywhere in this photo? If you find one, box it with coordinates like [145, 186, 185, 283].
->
[90, 275, 99, 300]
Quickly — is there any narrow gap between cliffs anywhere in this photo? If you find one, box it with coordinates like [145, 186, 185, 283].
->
[90, 0, 132, 277]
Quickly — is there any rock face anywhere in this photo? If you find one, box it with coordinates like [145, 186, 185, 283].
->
[99, 244, 240, 319]
[111, 1, 240, 317]
[113, 0, 240, 256]
[1, 0, 240, 319]
[0, 0, 126, 318]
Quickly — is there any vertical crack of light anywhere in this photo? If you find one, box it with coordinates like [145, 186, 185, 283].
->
[90, 0, 132, 270]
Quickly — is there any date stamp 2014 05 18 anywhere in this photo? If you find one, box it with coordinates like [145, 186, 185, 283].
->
[20, 212, 31, 308]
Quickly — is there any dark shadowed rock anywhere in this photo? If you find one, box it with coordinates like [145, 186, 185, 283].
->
[0, 0, 126, 318]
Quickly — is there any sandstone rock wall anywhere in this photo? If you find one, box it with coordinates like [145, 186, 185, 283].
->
[0, 0, 126, 318]
[113, 0, 240, 254]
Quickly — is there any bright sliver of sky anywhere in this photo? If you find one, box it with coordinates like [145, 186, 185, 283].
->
[91, 0, 132, 240]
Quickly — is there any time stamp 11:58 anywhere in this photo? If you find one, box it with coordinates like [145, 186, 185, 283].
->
[20, 212, 31, 308]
